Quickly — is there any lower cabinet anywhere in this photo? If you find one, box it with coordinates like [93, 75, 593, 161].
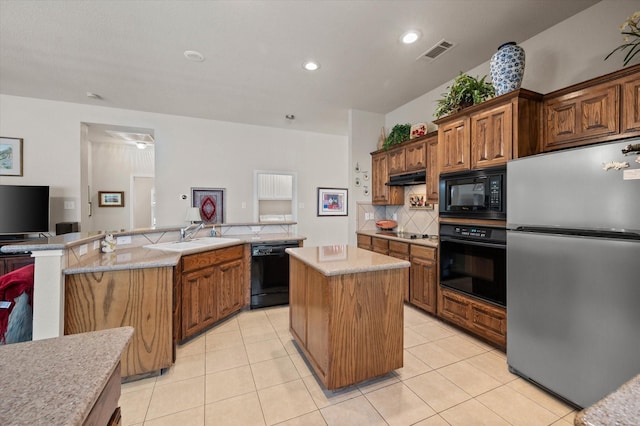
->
[409, 246, 437, 314]
[437, 286, 507, 349]
[65, 267, 174, 377]
[178, 245, 245, 341]
[389, 241, 410, 302]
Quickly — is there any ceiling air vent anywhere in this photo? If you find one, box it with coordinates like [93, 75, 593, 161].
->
[418, 39, 456, 62]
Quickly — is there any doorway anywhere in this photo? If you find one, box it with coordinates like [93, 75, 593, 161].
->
[81, 123, 155, 232]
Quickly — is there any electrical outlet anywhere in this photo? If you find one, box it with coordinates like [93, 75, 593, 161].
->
[251, 226, 260, 233]
[116, 235, 132, 245]
[64, 201, 75, 210]
[78, 244, 88, 255]
[241, 202, 247, 209]
[93, 240, 100, 250]
[392, 213, 397, 221]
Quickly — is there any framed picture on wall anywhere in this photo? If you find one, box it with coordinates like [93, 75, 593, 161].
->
[98, 191, 125, 207]
[191, 187, 225, 223]
[317, 187, 348, 216]
[0, 137, 23, 176]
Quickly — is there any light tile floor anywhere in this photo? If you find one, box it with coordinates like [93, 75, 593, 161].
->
[119, 305, 577, 425]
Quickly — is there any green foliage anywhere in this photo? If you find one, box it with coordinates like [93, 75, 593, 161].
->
[434, 72, 495, 119]
[604, 11, 640, 66]
[383, 123, 411, 149]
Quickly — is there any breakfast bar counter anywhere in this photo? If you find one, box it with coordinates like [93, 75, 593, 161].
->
[286, 245, 409, 390]
[0, 327, 133, 425]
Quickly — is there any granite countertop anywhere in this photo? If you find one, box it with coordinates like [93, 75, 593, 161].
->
[286, 245, 410, 276]
[574, 374, 640, 425]
[356, 230, 439, 248]
[0, 327, 134, 426]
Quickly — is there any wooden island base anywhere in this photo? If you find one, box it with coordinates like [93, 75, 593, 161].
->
[287, 246, 409, 390]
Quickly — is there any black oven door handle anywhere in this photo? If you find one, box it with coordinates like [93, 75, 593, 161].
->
[439, 235, 505, 249]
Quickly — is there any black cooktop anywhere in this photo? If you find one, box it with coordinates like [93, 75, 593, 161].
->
[376, 231, 430, 240]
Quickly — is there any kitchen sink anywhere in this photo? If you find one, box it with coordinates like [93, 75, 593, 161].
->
[144, 237, 242, 253]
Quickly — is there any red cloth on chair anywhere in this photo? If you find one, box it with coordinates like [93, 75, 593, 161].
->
[0, 264, 34, 343]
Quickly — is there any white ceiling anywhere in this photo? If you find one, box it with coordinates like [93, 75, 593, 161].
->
[0, 0, 600, 136]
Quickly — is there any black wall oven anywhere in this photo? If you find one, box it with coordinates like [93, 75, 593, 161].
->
[439, 167, 506, 220]
[439, 223, 506, 307]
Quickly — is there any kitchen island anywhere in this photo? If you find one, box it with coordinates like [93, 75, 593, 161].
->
[286, 245, 409, 390]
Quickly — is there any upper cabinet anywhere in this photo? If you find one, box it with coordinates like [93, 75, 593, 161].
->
[435, 89, 543, 174]
[370, 133, 436, 206]
[371, 151, 404, 205]
[543, 64, 640, 151]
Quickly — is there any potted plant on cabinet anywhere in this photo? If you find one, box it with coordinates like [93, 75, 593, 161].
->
[383, 123, 411, 150]
[434, 72, 495, 119]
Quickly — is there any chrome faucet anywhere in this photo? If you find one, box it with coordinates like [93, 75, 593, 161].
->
[180, 222, 205, 241]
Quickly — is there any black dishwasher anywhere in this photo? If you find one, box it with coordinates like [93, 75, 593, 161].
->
[250, 241, 299, 309]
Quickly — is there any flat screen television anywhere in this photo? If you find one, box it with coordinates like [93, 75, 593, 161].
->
[0, 185, 50, 235]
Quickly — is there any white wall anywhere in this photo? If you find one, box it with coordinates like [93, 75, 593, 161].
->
[347, 109, 385, 244]
[0, 95, 348, 246]
[386, 0, 638, 129]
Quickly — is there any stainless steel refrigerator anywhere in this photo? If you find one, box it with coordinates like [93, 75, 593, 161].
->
[506, 140, 640, 408]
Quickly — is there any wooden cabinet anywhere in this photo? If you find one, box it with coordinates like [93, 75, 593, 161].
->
[426, 135, 439, 203]
[544, 83, 619, 150]
[0, 253, 34, 275]
[543, 64, 640, 151]
[435, 89, 542, 174]
[409, 245, 437, 314]
[65, 267, 174, 377]
[389, 241, 410, 302]
[356, 234, 372, 250]
[289, 255, 405, 390]
[388, 149, 406, 175]
[437, 286, 506, 349]
[622, 73, 640, 134]
[405, 140, 427, 171]
[372, 236, 389, 254]
[437, 117, 470, 173]
[371, 152, 404, 205]
[471, 102, 513, 169]
[178, 245, 245, 340]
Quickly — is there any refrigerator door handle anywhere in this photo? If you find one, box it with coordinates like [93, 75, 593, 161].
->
[511, 226, 640, 240]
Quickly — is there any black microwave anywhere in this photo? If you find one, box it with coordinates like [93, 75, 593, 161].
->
[439, 167, 506, 220]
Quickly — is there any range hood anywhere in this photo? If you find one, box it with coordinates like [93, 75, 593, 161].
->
[385, 171, 426, 186]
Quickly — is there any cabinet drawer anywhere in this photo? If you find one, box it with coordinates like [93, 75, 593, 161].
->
[410, 245, 436, 261]
[372, 237, 389, 254]
[182, 244, 244, 272]
[439, 288, 470, 325]
[388, 241, 409, 257]
[357, 234, 372, 250]
[470, 302, 507, 347]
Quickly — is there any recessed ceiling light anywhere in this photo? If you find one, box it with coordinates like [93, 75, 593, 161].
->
[86, 92, 101, 99]
[184, 50, 205, 62]
[285, 114, 295, 120]
[136, 142, 147, 150]
[303, 61, 319, 71]
[401, 31, 421, 44]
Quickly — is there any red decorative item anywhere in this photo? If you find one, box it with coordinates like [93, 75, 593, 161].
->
[200, 196, 217, 222]
[191, 187, 225, 224]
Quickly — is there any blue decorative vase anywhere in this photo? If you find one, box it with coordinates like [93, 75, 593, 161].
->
[490, 42, 525, 96]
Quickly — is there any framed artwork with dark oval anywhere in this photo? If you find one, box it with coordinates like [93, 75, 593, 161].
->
[191, 187, 225, 223]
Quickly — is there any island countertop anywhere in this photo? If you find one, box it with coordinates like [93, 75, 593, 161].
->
[0, 327, 133, 425]
[286, 245, 410, 276]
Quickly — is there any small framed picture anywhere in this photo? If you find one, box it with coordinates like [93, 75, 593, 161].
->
[0, 137, 23, 176]
[98, 191, 125, 207]
[192, 187, 225, 224]
[317, 188, 348, 216]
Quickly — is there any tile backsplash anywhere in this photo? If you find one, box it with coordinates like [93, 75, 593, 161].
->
[357, 189, 439, 236]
